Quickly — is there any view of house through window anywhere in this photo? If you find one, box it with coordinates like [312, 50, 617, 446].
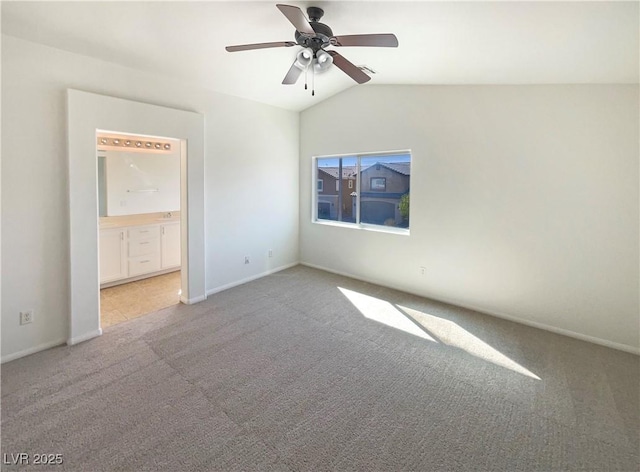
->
[315, 151, 411, 229]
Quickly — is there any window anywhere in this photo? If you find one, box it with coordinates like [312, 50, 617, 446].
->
[317, 179, 323, 193]
[370, 177, 386, 191]
[315, 151, 411, 230]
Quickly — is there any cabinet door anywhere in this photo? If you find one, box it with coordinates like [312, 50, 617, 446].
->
[129, 253, 161, 277]
[99, 228, 127, 283]
[161, 223, 181, 269]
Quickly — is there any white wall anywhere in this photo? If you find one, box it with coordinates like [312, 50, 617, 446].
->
[300, 85, 639, 352]
[1, 35, 299, 360]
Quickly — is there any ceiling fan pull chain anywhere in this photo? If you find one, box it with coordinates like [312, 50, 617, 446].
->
[304, 67, 308, 90]
[312, 65, 315, 96]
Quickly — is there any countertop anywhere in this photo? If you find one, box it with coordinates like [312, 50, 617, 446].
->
[99, 213, 180, 229]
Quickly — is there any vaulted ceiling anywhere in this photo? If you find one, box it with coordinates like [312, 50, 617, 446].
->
[2, 1, 638, 111]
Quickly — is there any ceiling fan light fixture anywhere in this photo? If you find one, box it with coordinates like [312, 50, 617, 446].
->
[314, 50, 333, 73]
[296, 47, 314, 68]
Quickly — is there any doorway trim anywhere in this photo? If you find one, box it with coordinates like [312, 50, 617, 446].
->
[67, 90, 206, 345]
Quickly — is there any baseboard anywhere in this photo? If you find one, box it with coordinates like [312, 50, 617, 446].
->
[206, 262, 299, 296]
[458, 304, 640, 355]
[180, 294, 207, 305]
[1, 264, 299, 363]
[1, 338, 67, 364]
[300, 262, 640, 356]
[101, 267, 180, 289]
[67, 328, 103, 346]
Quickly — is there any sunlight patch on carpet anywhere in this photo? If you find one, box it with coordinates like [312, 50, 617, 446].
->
[338, 287, 437, 342]
[398, 305, 540, 380]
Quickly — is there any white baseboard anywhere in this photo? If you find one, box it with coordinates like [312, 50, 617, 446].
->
[67, 328, 102, 346]
[101, 267, 180, 289]
[206, 262, 299, 296]
[1, 338, 67, 364]
[2, 264, 298, 363]
[180, 294, 207, 305]
[300, 262, 640, 356]
[3, 328, 104, 363]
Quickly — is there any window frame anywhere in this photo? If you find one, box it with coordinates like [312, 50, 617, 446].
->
[312, 150, 411, 235]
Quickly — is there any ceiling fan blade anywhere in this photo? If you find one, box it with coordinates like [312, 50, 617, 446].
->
[276, 4, 315, 36]
[282, 60, 304, 85]
[327, 51, 371, 84]
[331, 34, 399, 48]
[226, 41, 297, 52]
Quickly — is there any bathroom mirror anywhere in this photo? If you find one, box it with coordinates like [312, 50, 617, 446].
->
[97, 135, 180, 217]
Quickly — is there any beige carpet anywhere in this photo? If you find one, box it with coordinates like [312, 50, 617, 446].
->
[2, 266, 638, 471]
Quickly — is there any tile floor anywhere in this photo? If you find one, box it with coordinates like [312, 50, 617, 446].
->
[100, 271, 181, 328]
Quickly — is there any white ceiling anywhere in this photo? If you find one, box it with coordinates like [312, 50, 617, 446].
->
[2, 1, 638, 111]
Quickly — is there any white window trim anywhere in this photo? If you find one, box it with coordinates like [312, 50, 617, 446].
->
[313, 218, 410, 235]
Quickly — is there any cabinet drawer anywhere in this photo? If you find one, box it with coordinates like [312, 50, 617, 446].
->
[129, 237, 160, 258]
[128, 225, 160, 240]
[129, 253, 161, 277]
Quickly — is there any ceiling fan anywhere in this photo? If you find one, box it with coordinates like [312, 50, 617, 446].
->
[225, 4, 398, 93]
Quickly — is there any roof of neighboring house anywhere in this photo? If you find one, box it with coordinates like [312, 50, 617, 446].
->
[318, 166, 357, 179]
[362, 162, 411, 176]
[318, 162, 411, 178]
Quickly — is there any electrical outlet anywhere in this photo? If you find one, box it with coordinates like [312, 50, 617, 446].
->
[20, 310, 34, 325]
[419, 266, 426, 276]
[268, 249, 273, 258]
[244, 256, 250, 264]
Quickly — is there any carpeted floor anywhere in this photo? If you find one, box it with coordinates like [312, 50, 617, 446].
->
[2, 265, 638, 471]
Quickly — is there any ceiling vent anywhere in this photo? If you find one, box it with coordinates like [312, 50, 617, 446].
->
[358, 65, 377, 74]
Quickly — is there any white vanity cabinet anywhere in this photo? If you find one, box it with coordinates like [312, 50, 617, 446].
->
[128, 224, 161, 277]
[99, 220, 180, 285]
[161, 222, 181, 269]
[99, 228, 127, 283]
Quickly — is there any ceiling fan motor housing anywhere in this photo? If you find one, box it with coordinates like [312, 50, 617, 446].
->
[294, 7, 333, 52]
[295, 22, 333, 51]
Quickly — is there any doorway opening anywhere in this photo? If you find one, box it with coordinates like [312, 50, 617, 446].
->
[68, 89, 205, 346]
[96, 131, 182, 328]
